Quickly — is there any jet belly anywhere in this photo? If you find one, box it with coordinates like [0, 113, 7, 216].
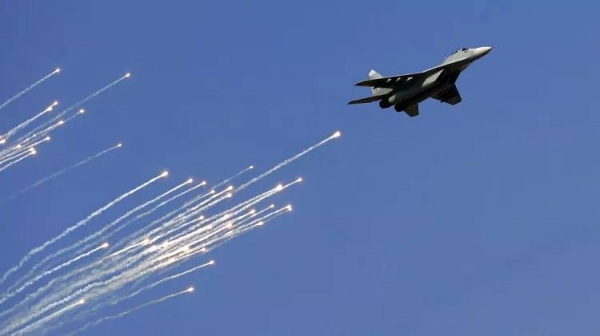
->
[391, 70, 445, 111]
[392, 86, 443, 112]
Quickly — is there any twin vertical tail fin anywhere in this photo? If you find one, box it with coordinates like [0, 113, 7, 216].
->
[368, 69, 382, 79]
[347, 69, 392, 105]
[368, 70, 392, 96]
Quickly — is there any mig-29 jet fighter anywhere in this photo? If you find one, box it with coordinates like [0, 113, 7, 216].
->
[349, 46, 493, 117]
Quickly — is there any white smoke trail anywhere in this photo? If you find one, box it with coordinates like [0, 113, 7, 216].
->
[212, 165, 253, 190]
[151, 179, 299, 260]
[127, 188, 230, 248]
[4, 172, 172, 292]
[64, 288, 193, 336]
[106, 189, 216, 258]
[178, 165, 253, 213]
[11, 181, 278, 317]
[0, 129, 340, 334]
[0, 150, 36, 173]
[194, 206, 291, 256]
[123, 261, 211, 303]
[1, 257, 144, 334]
[1, 188, 286, 334]
[125, 166, 251, 244]
[0, 171, 167, 286]
[5, 253, 173, 334]
[2, 143, 122, 203]
[62, 179, 194, 259]
[162, 183, 287, 246]
[233, 203, 275, 226]
[236, 130, 340, 192]
[150, 182, 294, 257]
[0, 101, 57, 142]
[3, 120, 64, 159]
[92, 179, 202, 248]
[0, 121, 60, 160]
[235, 206, 290, 233]
[14, 72, 130, 144]
[12, 114, 70, 149]
[3, 189, 224, 328]
[76, 260, 213, 325]
[0, 148, 34, 167]
[98, 181, 209, 244]
[3, 175, 297, 332]
[0, 136, 45, 162]
[11, 298, 84, 336]
[0, 244, 109, 306]
[140, 181, 207, 217]
[0, 250, 107, 322]
[0, 68, 60, 112]
[134, 192, 234, 253]
[0, 245, 142, 323]
[0, 136, 50, 166]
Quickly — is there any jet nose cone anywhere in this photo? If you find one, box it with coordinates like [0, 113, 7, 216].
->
[476, 46, 493, 57]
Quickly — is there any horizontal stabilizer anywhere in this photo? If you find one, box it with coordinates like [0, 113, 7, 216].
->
[348, 94, 387, 105]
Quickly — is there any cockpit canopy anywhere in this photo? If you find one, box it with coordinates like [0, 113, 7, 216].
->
[452, 47, 468, 54]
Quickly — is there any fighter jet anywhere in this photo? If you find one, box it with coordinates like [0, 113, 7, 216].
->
[348, 46, 493, 117]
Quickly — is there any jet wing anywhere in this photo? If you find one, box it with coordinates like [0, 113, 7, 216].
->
[432, 84, 462, 105]
[354, 65, 442, 88]
[354, 73, 420, 88]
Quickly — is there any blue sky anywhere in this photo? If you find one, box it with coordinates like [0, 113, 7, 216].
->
[0, 1, 598, 335]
